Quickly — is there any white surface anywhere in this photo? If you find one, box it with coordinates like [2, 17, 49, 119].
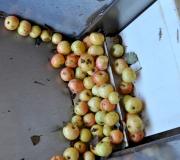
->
[121, 0, 180, 136]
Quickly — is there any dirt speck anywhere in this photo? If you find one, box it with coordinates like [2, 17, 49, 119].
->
[30, 135, 41, 146]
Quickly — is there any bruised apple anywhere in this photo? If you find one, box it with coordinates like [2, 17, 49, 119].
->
[60, 67, 74, 81]
[114, 59, 128, 75]
[68, 79, 84, 93]
[91, 124, 103, 137]
[78, 54, 95, 72]
[65, 54, 79, 68]
[126, 114, 144, 134]
[96, 55, 108, 70]
[51, 53, 65, 68]
[100, 99, 116, 112]
[4, 16, 19, 30]
[62, 123, 79, 140]
[92, 71, 109, 86]
[119, 81, 133, 94]
[125, 97, 143, 114]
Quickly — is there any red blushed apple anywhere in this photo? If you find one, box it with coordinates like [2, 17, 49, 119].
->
[60, 67, 74, 82]
[92, 71, 109, 86]
[119, 81, 133, 94]
[100, 98, 116, 112]
[96, 55, 108, 71]
[65, 54, 79, 68]
[68, 79, 85, 94]
[129, 131, 144, 143]
[51, 53, 65, 68]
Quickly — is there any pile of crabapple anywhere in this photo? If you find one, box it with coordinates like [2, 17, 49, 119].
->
[111, 43, 145, 143]
[50, 32, 126, 159]
[4, 15, 145, 160]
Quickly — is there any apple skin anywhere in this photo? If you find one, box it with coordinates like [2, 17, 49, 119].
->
[95, 141, 112, 157]
[124, 97, 143, 114]
[89, 32, 105, 45]
[100, 99, 116, 112]
[50, 155, 65, 160]
[62, 123, 80, 141]
[65, 54, 79, 68]
[71, 40, 86, 55]
[122, 67, 136, 83]
[83, 151, 95, 160]
[17, 20, 31, 36]
[126, 114, 144, 134]
[52, 33, 62, 44]
[88, 45, 104, 56]
[51, 53, 65, 68]
[29, 25, 41, 38]
[60, 67, 74, 82]
[63, 147, 79, 160]
[129, 131, 145, 143]
[119, 81, 134, 94]
[92, 71, 109, 86]
[4, 16, 19, 30]
[96, 55, 108, 71]
[68, 79, 84, 94]
[57, 41, 71, 55]
[78, 54, 95, 72]
[111, 44, 124, 58]
[83, 36, 93, 48]
[110, 129, 124, 144]
[114, 58, 128, 75]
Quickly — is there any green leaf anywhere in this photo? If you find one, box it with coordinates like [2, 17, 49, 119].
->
[124, 52, 138, 65]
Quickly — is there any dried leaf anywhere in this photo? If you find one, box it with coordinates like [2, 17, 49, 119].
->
[124, 52, 138, 65]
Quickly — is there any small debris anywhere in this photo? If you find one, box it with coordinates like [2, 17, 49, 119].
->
[159, 28, 162, 41]
[33, 81, 46, 86]
[9, 57, 14, 60]
[30, 135, 41, 146]
[177, 29, 179, 43]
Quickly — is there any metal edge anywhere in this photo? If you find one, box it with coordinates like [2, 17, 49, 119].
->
[104, 40, 129, 149]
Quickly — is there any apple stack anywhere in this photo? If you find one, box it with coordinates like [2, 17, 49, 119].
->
[53, 32, 125, 159]
[111, 43, 145, 143]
